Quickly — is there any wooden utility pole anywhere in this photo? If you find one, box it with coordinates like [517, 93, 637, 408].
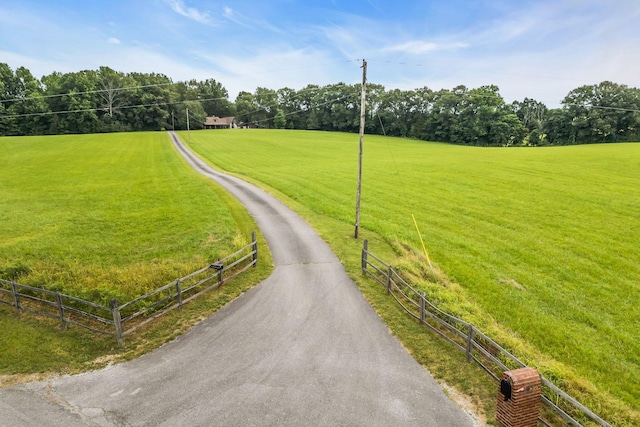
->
[186, 107, 190, 144]
[354, 59, 367, 239]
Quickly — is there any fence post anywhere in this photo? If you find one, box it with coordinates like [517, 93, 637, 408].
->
[251, 231, 258, 266]
[420, 292, 426, 324]
[110, 298, 125, 348]
[362, 239, 368, 272]
[386, 265, 393, 294]
[11, 282, 21, 314]
[175, 279, 182, 311]
[466, 323, 475, 362]
[55, 293, 67, 330]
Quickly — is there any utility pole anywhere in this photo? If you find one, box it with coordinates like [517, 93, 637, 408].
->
[186, 107, 190, 144]
[354, 59, 367, 239]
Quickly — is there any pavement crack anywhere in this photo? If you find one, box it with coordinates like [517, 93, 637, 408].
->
[35, 381, 130, 426]
[104, 409, 133, 427]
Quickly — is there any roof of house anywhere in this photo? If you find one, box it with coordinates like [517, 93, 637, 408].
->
[204, 115, 236, 126]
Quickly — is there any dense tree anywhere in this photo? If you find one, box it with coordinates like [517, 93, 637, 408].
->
[298, 84, 320, 130]
[276, 87, 302, 129]
[512, 98, 548, 145]
[561, 81, 640, 143]
[95, 66, 132, 132]
[377, 88, 421, 137]
[254, 87, 279, 127]
[0, 65, 50, 135]
[274, 109, 286, 129]
[234, 91, 256, 126]
[0, 63, 236, 135]
[543, 109, 572, 146]
[2, 62, 640, 146]
[42, 70, 101, 134]
[0, 63, 17, 134]
[177, 78, 234, 118]
[415, 86, 465, 142]
[445, 85, 527, 146]
[122, 72, 174, 131]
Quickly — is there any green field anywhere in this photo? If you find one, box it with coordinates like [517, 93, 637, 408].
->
[0, 132, 256, 299]
[185, 129, 640, 423]
[1, 129, 638, 423]
[0, 132, 269, 378]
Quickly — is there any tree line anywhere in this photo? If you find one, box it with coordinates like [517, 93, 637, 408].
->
[2, 63, 640, 146]
[0, 64, 233, 135]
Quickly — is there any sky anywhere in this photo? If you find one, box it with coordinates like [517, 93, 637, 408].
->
[1, 0, 639, 107]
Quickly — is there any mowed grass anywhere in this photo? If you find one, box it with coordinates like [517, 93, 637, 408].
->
[185, 129, 640, 424]
[0, 132, 248, 300]
[0, 132, 270, 378]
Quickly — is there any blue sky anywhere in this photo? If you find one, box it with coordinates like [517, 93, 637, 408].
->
[1, 0, 638, 106]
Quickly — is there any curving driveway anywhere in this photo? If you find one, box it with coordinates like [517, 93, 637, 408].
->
[0, 132, 476, 426]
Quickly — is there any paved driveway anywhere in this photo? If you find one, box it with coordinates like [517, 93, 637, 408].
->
[0, 132, 475, 426]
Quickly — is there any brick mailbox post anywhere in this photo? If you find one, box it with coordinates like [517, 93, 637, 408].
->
[496, 367, 542, 427]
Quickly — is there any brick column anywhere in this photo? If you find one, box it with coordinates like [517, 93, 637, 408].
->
[496, 367, 541, 427]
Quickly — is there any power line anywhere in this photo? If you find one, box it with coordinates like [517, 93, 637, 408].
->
[243, 94, 353, 126]
[0, 58, 362, 106]
[0, 82, 177, 104]
[233, 83, 354, 124]
[0, 96, 228, 120]
[562, 103, 640, 113]
[0, 81, 358, 123]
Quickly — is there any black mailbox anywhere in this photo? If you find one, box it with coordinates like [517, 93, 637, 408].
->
[500, 379, 512, 401]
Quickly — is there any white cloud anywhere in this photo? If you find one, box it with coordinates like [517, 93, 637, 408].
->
[221, 6, 283, 33]
[193, 48, 355, 98]
[165, 0, 211, 24]
[3, 0, 640, 108]
[384, 40, 468, 55]
[319, 24, 371, 59]
[348, 1, 640, 105]
[0, 50, 52, 75]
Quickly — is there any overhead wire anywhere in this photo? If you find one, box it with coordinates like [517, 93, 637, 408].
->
[3, 57, 637, 119]
[367, 58, 640, 113]
[230, 82, 353, 125]
[0, 82, 177, 104]
[2, 58, 635, 271]
[0, 96, 229, 119]
[0, 58, 365, 120]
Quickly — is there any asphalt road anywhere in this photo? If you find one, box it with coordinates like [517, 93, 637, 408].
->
[0, 132, 476, 426]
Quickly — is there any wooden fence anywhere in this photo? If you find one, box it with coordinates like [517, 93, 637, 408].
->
[361, 240, 611, 427]
[0, 233, 258, 347]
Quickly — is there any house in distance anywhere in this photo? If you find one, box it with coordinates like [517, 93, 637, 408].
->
[203, 115, 237, 129]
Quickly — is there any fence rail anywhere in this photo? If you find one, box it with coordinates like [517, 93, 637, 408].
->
[0, 232, 258, 347]
[361, 240, 611, 427]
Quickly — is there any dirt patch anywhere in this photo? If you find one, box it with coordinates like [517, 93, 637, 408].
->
[500, 278, 525, 291]
[442, 382, 489, 426]
[87, 353, 121, 368]
[0, 372, 56, 388]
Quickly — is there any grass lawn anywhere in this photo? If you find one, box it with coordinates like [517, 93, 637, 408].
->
[0, 132, 271, 381]
[185, 129, 640, 425]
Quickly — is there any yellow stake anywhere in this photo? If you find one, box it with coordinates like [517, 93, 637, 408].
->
[412, 214, 433, 268]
